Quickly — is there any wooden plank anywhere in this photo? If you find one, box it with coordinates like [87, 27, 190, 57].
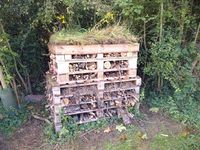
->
[136, 77, 142, 86]
[64, 105, 128, 116]
[60, 86, 139, 98]
[64, 55, 72, 60]
[54, 123, 62, 132]
[98, 81, 104, 91]
[128, 69, 137, 77]
[64, 101, 98, 106]
[57, 62, 69, 74]
[55, 55, 65, 62]
[59, 76, 141, 88]
[57, 74, 139, 85]
[97, 53, 104, 80]
[67, 96, 131, 106]
[52, 87, 61, 96]
[53, 105, 62, 132]
[54, 105, 62, 114]
[58, 68, 133, 75]
[48, 44, 139, 55]
[128, 57, 138, 69]
[102, 44, 139, 54]
[135, 87, 140, 94]
[61, 56, 138, 62]
[77, 118, 98, 124]
[57, 74, 69, 83]
[65, 108, 99, 115]
[103, 105, 126, 110]
[54, 114, 62, 123]
[53, 96, 61, 105]
[104, 86, 138, 93]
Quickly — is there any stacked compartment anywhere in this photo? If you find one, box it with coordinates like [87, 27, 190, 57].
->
[46, 43, 141, 131]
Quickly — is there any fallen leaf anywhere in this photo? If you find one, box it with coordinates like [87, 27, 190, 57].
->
[116, 124, 126, 132]
[119, 134, 127, 141]
[63, 98, 69, 106]
[104, 127, 111, 133]
[141, 133, 148, 140]
[180, 127, 190, 137]
[160, 134, 169, 137]
[149, 107, 159, 113]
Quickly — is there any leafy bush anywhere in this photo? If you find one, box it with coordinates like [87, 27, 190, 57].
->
[152, 133, 200, 150]
[0, 102, 30, 135]
[44, 114, 120, 143]
[104, 125, 144, 150]
[148, 94, 200, 129]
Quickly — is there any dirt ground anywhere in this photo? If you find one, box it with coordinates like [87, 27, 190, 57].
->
[0, 106, 184, 150]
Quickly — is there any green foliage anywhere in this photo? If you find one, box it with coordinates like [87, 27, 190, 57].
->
[145, 37, 200, 128]
[151, 133, 200, 150]
[44, 114, 119, 143]
[105, 125, 200, 150]
[49, 25, 137, 45]
[149, 94, 200, 129]
[0, 24, 18, 84]
[144, 33, 180, 81]
[0, 102, 30, 135]
[104, 125, 143, 150]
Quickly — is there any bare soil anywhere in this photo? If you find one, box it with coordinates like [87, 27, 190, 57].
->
[0, 106, 183, 150]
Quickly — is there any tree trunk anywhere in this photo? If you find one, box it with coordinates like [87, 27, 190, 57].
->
[0, 67, 7, 89]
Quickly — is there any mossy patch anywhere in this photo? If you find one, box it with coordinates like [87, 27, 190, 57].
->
[49, 26, 138, 45]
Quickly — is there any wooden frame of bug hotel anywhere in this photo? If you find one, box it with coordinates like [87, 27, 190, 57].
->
[46, 27, 141, 131]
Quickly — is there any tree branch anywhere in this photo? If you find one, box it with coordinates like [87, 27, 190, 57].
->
[0, 67, 7, 89]
[159, 0, 163, 44]
[194, 22, 200, 44]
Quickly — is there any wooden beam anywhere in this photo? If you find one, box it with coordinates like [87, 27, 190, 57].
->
[48, 44, 139, 55]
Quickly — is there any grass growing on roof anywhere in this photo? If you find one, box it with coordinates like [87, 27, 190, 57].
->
[49, 26, 137, 45]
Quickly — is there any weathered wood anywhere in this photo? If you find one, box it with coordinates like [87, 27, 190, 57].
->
[52, 87, 61, 96]
[53, 96, 61, 105]
[47, 42, 141, 131]
[65, 109, 99, 115]
[58, 77, 141, 88]
[56, 56, 137, 63]
[49, 44, 139, 55]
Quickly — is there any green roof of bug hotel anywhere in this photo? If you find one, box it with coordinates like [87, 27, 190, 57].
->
[49, 26, 138, 45]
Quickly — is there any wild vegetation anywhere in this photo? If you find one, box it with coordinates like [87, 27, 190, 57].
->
[49, 25, 138, 45]
[0, 0, 200, 149]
